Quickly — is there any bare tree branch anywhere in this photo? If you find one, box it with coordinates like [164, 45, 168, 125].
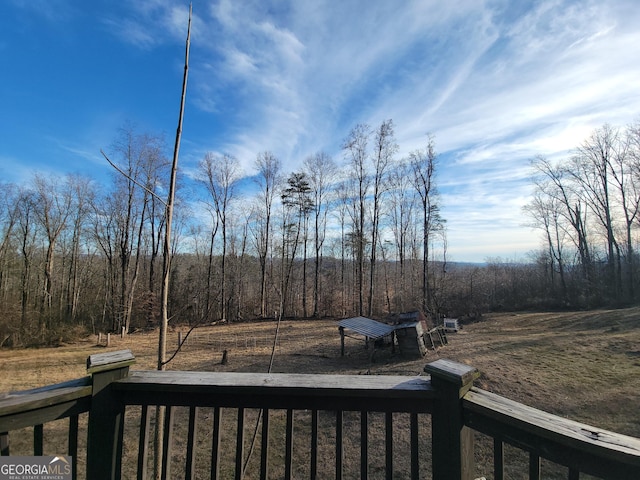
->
[100, 149, 167, 207]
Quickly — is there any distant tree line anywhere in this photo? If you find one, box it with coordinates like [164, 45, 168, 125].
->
[0, 121, 637, 346]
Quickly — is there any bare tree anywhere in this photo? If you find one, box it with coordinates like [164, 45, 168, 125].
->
[104, 127, 167, 333]
[388, 159, 417, 311]
[303, 151, 337, 318]
[367, 119, 397, 316]
[523, 190, 569, 301]
[342, 124, 371, 316]
[230, 204, 251, 320]
[63, 175, 95, 322]
[253, 151, 281, 318]
[16, 188, 37, 341]
[410, 135, 440, 315]
[334, 179, 353, 316]
[570, 125, 622, 298]
[0, 183, 19, 302]
[32, 174, 72, 322]
[280, 172, 314, 317]
[531, 156, 592, 289]
[610, 124, 640, 299]
[199, 152, 241, 321]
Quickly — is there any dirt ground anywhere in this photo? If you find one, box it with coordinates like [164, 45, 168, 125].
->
[2, 308, 640, 479]
[2, 307, 639, 439]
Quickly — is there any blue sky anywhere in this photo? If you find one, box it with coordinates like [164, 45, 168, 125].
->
[1, 0, 640, 262]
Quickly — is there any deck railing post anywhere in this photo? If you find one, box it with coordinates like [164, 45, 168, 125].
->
[425, 359, 479, 480]
[86, 349, 135, 480]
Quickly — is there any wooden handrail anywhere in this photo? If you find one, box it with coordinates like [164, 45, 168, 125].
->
[0, 377, 93, 480]
[114, 370, 435, 412]
[463, 387, 640, 479]
[0, 377, 91, 420]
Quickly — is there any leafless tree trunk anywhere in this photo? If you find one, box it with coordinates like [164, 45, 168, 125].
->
[410, 135, 440, 315]
[388, 160, 416, 311]
[368, 119, 397, 316]
[64, 175, 93, 322]
[16, 189, 37, 340]
[0, 184, 19, 304]
[232, 206, 251, 321]
[281, 172, 313, 318]
[155, 6, 191, 480]
[334, 181, 351, 317]
[570, 125, 622, 299]
[524, 191, 569, 301]
[199, 153, 241, 321]
[610, 125, 640, 300]
[33, 174, 72, 328]
[342, 124, 370, 316]
[531, 156, 592, 290]
[205, 213, 219, 320]
[303, 152, 336, 318]
[254, 151, 281, 318]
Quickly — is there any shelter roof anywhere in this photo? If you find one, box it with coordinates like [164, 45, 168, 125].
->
[394, 321, 420, 329]
[337, 316, 395, 340]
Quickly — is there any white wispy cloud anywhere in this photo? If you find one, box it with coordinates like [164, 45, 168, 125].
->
[8, 0, 638, 261]
[101, 1, 192, 50]
[180, 0, 640, 259]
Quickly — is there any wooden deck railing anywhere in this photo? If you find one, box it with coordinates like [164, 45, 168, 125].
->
[462, 388, 640, 479]
[1, 349, 639, 479]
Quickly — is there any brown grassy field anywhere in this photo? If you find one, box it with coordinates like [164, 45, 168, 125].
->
[1, 307, 639, 478]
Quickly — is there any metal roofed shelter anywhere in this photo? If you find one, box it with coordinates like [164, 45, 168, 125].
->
[337, 316, 396, 356]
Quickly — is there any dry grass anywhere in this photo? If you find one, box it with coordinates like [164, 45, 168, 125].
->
[1, 307, 639, 479]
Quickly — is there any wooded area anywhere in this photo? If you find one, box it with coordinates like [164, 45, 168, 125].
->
[1, 121, 639, 346]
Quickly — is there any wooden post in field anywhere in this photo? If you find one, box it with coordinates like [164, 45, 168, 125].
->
[106, 333, 111, 347]
[425, 359, 479, 480]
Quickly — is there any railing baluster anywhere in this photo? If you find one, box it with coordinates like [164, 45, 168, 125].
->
[260, 409, 270, 480]
[285, 409, 294, 480]
[385, 412, 393, 480]
[34, 424, 43, 455]
[235, 408, 245, 480]
[185, 406, 198, 480]
[336, 410, 343, 480]
[410, 412, 419, 479]
[161, 406, 175, 480]
[494, 438, 504, 480]
[361, 411, 368, 480]
[210, 407, 222, 480]
[529, 451, 540, 480]
[310, 410, 318, 480]
[68, 415, 79, 480]
[0, 432, 8, 456]
[137, 405, 151, 480]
